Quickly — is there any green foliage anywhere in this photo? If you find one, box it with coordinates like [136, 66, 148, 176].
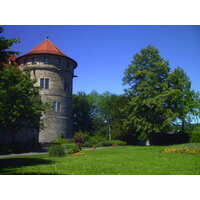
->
[73, 91, 130, 141]
[0, 66, 48, 136]
[74, 130, 89, 141]
[62, 143, 79, 154]
[111, 140, 127, 146]
[48, 145, 66, 157]
[52, 138, 71, 145]
[189, 124, 200, 143]
[0, 26, 21, 69]
[149, 133, 189, 145]
[73, 91, 94, 133]
[123, 45, 198, 139]
[168, 67, 198, 132]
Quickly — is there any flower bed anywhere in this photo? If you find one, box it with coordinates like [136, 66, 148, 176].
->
[163, 143, 200, 154]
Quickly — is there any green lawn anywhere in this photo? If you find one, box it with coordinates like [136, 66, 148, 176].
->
[0, 145, 199, 175]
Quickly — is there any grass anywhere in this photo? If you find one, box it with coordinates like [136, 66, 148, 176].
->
[0, 145, 199, 175]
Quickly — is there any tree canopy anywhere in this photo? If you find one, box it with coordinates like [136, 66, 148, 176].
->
[123, 45, 199, 139]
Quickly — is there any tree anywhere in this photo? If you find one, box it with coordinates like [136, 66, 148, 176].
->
[168, 67, 198, 132]
[0, 27, 48, 144]
[73, 91, 94, 133]
[0, 66, 48, 142]
[123, 45, 188, 140]
[0, 26, 20, 70]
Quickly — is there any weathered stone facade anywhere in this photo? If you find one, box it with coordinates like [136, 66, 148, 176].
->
[16, 39, 77, 143]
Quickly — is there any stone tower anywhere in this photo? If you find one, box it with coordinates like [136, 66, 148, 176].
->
[16, 38, 77, 143]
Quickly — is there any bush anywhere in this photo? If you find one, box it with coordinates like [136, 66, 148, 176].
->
[190, 132, 200, 143]
[112, 140, 127, 146]
[52, 138, 71, 145]
[74, 131, 90, 141]
[62, 143, 79, 154]
[149, 133, 189, 145]
[48, 145, 66, 157]
[188, 124, 200, 143]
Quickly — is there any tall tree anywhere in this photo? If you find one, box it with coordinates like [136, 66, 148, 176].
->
[0, 27, 48, 144]
[73, 91, 94, 133]
[123, 46, 178, 139]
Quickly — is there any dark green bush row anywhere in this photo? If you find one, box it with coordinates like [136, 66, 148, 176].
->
[112, 140, 126, 146]
[189, 132, 200, 143]
[81, 136, 127, 147]
[149, 133, 189, 145]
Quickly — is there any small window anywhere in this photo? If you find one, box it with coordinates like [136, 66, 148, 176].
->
[40, 78, 49, 89]
[44, 57, 48, 64]
[45, 79, 49, 89]
[32, 57, 36, 64]
[53, 102, 61, 112]
[40, 78, 44, 89]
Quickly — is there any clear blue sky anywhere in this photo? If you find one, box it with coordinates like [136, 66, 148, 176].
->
[3, 25, 200, 94]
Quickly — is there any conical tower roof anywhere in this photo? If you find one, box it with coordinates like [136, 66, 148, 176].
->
[16, 38, 77, 67]
[26, 39, 67, 57]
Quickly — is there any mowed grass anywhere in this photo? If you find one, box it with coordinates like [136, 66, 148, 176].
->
[0, 145, 199, 175]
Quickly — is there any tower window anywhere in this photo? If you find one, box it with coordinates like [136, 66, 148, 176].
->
[32, 57, 36, 64]
[53, 102, 61, 112]
[44, 57, 48, 64]
[45, 79, 49, 89]
[40, 78, 49, 89]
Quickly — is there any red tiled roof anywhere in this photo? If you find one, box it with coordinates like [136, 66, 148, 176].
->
[26, 39, 67, 57]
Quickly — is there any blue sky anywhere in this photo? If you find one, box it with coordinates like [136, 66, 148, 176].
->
[3, 25, 200, 94]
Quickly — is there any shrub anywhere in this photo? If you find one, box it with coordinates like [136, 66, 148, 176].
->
[74, 131, 90, 141]
[112, 140, 127, 146]
[82, 140, 92, 147]
[89, 135, 106, 145]
[149, 133, 189, 145]
[52, 138, 71, 145]
[48, 145, 66, 157]
[98, 140, 113, 146]
[189, 131, 200, 143]
[62, 143, 79, 154]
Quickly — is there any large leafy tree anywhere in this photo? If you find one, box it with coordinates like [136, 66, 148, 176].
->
[0, 27, 48, 143]
[122, 45, 195, 139]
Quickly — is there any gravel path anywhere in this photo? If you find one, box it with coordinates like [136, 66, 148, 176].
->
[0, 147, 113, 159]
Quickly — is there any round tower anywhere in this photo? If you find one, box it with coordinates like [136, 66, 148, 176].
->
[16, 38, 77, 143]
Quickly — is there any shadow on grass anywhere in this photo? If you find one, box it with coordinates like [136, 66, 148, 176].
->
[0, 157, 55, 175]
